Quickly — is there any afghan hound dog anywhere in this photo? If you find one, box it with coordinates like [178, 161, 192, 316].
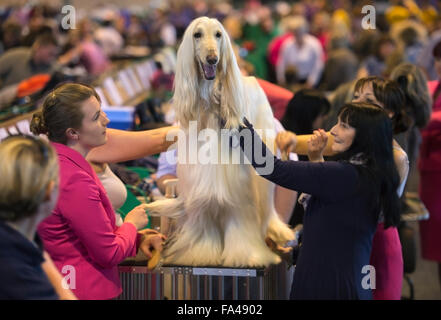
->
[146, 17, 294, 267]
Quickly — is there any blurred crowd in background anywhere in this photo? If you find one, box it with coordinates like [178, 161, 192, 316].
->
[0, 0, 440, 92]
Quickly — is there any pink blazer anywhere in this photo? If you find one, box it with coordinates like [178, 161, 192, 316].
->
[37, 143, 140, 300]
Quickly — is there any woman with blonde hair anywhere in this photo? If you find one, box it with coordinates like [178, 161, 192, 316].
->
[0, 135, 75, 299]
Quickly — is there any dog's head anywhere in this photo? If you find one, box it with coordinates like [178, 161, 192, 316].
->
[174, 17, 246, 129]
[177, 17, 232, 81]
[192, 18, 222, 81]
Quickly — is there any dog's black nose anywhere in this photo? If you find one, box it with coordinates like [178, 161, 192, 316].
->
[206, 55, 218, 65]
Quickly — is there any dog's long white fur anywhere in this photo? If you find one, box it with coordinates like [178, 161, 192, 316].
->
[146, 17, 294, 267]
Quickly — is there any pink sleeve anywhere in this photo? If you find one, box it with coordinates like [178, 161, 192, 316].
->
[58, 172, 138, 268]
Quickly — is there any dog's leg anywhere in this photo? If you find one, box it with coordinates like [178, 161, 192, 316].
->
[261, 182, 295, 246]
[253, 177, 295, 247]
[221, 209, 281, 267]
[146, 198, 223, 266]
[162, 212, 223, 266]
[266, 209, 295, 246]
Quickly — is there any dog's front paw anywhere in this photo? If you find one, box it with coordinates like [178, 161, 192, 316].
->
[222, 245, 281, 268]
[266, 215, 295, 246]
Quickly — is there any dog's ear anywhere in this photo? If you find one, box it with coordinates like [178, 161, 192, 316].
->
[219, 22, 237, 78]
[173, 18, 201, 128]
[218, 21, 246, 128]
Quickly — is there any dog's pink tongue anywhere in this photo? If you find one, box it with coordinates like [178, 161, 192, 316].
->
[203, 64, 216, 79]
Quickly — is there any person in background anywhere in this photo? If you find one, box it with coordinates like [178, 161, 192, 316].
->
[310, 10, 332, 59]
[62, 19, 111, 76]
[147, 8, 177, 49]
[0, 33, 59, 89]
[352, 77, 409, 300]
[0, 19, 22, 54]
[241, 6, 279, 80]
[390, 63, 432, 180]
[320, 31, 358, 92]
[30, 83, 164, 300]
[360, 35, 397, 77]
[281, 89, 330, 138]
[20, 5, 53, 47]
[352, 30, 379, 67]
[418, 40, 441, 292]
[397, 24, 426, 65]
[430, 41, 441, 113]
[223, 14, 256, 77]
[0, 135, 76, 300]
[276, 15, 324, 88]
[417, 18, 441, 81]
[266, 16, 295, 83]
[94, 16, 124, 58]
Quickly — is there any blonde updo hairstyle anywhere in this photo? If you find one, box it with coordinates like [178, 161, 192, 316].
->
[30, 82, 101, 144]
[0, 136, 58, 222]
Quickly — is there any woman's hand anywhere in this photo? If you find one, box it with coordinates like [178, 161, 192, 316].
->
[276, 131, 297, 155]
[42, 251, 77, 300]
[138, 229, 166, 259]
[307, 129, 328, 162]
[124, 204, 149, 231]
[265, 237, 293, 265]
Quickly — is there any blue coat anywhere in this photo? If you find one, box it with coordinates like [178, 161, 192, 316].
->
[0, 222, 58, 299]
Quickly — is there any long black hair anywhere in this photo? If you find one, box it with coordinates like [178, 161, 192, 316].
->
[332, 102, 401, 228]
[281, 89, 331, 135]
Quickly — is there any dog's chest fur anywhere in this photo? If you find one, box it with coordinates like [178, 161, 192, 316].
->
[175, 80, 255, 209]
[197, 79, 222, 124]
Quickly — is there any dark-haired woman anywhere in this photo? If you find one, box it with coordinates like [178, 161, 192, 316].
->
[352, 77, 409, 300]
[0, 136, 75, 300]
[279, 77, 410, 299]
[281, 89, 330, 138]
[237, 102, 401, 299]
[31, 83, 166, 300]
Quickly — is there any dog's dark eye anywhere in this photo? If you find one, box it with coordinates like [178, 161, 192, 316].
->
[215, 32, 222, 38]
[194, 32, 202, 39]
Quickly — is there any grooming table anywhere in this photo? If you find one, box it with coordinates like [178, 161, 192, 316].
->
[117, 256, 294, 300]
